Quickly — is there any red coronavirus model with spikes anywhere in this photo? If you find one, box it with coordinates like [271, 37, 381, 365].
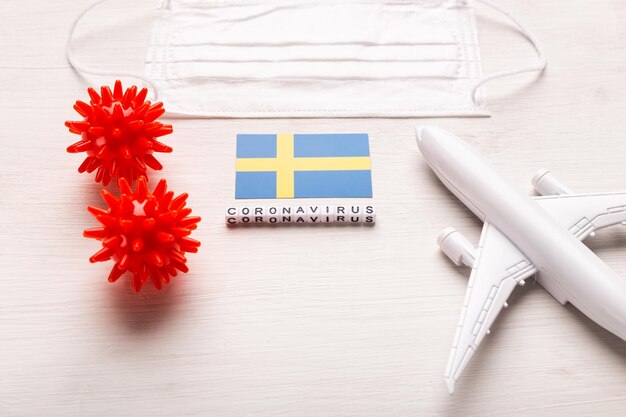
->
[66, 80, 173, 186]
[84, 176, 201, 292]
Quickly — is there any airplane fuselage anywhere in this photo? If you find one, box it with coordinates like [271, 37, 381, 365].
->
[418, 127, 626, 341]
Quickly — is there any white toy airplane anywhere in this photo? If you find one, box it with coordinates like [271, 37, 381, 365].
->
[416, 126, 626, 394]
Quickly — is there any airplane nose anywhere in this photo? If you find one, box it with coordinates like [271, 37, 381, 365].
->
[415, 125, 427, 145]
[415, 125, 439, 147]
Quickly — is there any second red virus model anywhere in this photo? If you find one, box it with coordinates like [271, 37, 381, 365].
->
[84, 176, 201, 292]
[66, 80, 173, 185]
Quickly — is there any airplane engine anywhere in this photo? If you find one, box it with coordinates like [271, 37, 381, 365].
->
[531, 169, 573, 196]
[437, 227, 476, 268]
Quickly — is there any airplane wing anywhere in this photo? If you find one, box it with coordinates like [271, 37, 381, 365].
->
[533, 192, 626, 241]
[445, 222, 537, 394]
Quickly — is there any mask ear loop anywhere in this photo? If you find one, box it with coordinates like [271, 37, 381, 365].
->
[471, 0, 547, 104]
[66, 0, 160, 100]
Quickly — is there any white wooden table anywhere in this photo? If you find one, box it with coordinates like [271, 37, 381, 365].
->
[3, 1, 626, 416]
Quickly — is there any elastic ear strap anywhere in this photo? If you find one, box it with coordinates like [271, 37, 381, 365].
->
[66, 0, 160, 100]
[472, 0, 547, 104]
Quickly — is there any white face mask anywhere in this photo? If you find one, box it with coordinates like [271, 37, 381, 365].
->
[68, 0, 545, 118]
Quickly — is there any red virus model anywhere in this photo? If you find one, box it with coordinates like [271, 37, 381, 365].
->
[66, 80, 173, 185]
[84, 176, 201, 292]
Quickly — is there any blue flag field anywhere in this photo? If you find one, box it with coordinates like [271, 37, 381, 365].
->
[235, 133, 373, 199]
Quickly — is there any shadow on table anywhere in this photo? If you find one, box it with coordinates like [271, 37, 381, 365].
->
[105, 274, 189, 334]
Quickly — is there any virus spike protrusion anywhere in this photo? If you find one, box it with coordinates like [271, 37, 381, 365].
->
[108, 265, 125, 283]
[118, 177, 132, 195]
[101, 189, 118, 209]
[136, 176, 148, 201]
[113, 80, 123, 100]
[127, 120, 144, 131]
[152, 179, 167, 198]
[118, 253, 130, 270]
[83, 227, 107, 239]
[103, 235, 122, 248]
[148, 251, 164, 267]
[170, 193, 188, 210]
[101, 86, 114, 106]
[172, 261, 189, 273]
[95, 166, 105, 183]
[67, 140, 92, 153]
[86, 158, 101, 173]
[132, 238, 144, 252]
[119, 219, 134, 233]
[87, 87, 101, 103]
[143, 217, 156, 231]
[74, 100, 92, 117]
[151, 272, 163, 290]
[152, 141, 173, 153]
[132, 272, 143, 292]
[144, 154, 163, 170]
[134, 88, 148, 105]
[87, 205, 108, 217]
[78, 157, 93, 173]
[157, 231, 175, 243]
[96, 214, 117, 227]
[84, 178, 201, 292]
[66, 80, 173, 184]
[90, 247, 114, 263]
[122, 85, 137, 108]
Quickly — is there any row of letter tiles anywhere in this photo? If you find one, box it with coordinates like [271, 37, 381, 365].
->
[226, 205, 375, 226]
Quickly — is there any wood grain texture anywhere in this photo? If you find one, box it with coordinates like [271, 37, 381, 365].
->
[2, 0, 626, 415]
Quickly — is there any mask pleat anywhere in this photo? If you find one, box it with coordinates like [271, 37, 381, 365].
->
[145, 0, 488, 117]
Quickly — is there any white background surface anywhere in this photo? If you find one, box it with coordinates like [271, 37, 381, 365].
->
[3, 1, 626, 416]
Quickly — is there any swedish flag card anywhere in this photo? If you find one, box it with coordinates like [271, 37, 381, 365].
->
[235, 133, 373, 199]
